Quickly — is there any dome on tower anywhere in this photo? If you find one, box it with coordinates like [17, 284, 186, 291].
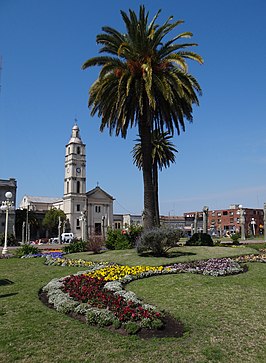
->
[68, 123, 82, 144]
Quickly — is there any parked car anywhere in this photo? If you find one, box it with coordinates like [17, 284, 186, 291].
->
[61, 233, 74, 243]
[49, 237, 59, 244]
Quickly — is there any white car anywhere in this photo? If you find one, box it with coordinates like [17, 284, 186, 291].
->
[49, 237, 59, 244]
[61, 233, 74, 243]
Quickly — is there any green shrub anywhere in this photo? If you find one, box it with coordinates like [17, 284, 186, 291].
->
[15, 244, 40, 257]
[124, 321, 141, 335]
[63, 240, 87, 254]
[105, 229, 132, 250]
[230, 233, 240, 245]
[186, 233, 214, 246]
[85, 308, 115, 327]
[126, 225, 143, 247]
[0, 233, 18, 246]
[136, 227, 183, 256]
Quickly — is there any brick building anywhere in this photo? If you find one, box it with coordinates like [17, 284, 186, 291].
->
[184, 204, 264, 237]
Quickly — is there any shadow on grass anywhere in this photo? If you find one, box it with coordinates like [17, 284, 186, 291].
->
[139, 251, 197, 258]
[0, 292, 18, 299]
[0, 279, 14, 286]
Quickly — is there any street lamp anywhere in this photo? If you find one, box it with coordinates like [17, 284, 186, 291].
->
[1, 191, 13, 255]
[102, 215, 106, 240]
[237, 205, 246, 241]
[203, 206, 209, 234]
[250, 218, 256, 236]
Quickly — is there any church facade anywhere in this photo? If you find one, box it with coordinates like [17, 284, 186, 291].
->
[20, 124, 115, 240]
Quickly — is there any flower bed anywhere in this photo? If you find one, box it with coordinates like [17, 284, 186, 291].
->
[234, 254, 266, 263]
[22, 251, 64, 259]
[41, 257, 244, 335]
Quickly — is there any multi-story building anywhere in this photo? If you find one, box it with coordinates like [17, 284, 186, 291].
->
[19, 123, 114, 240]
[184, 204, 264, 237]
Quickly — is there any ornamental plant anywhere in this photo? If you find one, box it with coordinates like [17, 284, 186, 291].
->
[105, 229, 132, 250]
[186, 233, 214, 246]
[136, 227, 183, 256]
[42, 257, 244, 334]
[15, 244, 40, 257]
[61, 275, 162, 325]
[230, 233, 240, 245]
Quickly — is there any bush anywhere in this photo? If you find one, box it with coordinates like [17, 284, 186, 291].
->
[15, 244, 40, 257]
[136, 227, 183, 256]
[124, 321, 141, 335]
[105, 229, 132, 250]
[126, 225, 143, 247]
[0, 233, 18, 246]
[87, 235, 104, 254]
[230, 233, 240, 245]
[63, 240, 87, 254]
[186, 233, 214, 246]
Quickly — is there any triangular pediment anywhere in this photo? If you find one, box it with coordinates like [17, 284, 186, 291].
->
[86, 186, 114, 202]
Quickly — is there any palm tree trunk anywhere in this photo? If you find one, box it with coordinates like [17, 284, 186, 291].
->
[139, 120, 155, 230]
[153, 163, 160, 227]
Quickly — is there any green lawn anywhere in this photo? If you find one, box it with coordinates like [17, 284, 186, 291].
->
[0, 246, 265, 363]
[67, 245, 258, 265]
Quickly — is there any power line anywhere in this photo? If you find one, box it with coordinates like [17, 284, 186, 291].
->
[114, 199, 137, 214]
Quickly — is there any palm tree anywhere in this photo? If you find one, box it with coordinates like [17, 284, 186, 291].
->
[82, 5, 203, 229]
[132, 131, 178, 226]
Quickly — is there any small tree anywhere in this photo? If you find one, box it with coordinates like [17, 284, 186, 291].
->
[230, 233, 240, 245]
[42, 208, 66, 237]
[186, 233, 214, 246]
[136, 227, 183, 256]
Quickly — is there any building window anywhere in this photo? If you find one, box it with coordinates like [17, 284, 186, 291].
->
[76, 218, 80, 229]
[77, 181, 80, 194]
[77, 146, 80, 155]
[77, 204, 80, 212]
[68, 147, 70, 155]
[95, 223, 102, 235]
[230, 211, 234, 216]
[95, 206, 101, 213]
[67, 181, 69, 194]
[217, 212, 221, 217]
[230, 218, 234, 223]
[223, 211, 228, 216]
[115, 222, 121, 229]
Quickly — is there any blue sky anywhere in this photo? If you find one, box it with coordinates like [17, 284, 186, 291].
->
[1, 0, 266, 215]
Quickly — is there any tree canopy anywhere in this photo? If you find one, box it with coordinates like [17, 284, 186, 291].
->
[82, 5, 203, 229]
[42, 208, 66, 237]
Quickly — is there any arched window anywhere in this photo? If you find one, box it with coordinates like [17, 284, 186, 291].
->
[77, 146, 80, 155]
[77, 181, 80, 194]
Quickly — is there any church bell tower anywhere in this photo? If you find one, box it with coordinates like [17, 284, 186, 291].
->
[63, 123, 86, 238]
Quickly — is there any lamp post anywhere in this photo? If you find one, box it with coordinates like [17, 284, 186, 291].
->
[250, 218, 256, 237]
[58, 216, 62, 244]
[1, 191, 13, 255]
[238, 205, 245, 241]
[80, 210, 87, 241]
[102, 215, 106, 240]
[203, 206, 209, 234]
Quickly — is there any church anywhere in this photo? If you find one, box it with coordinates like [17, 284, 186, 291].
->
[19, 124, 124, 240]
